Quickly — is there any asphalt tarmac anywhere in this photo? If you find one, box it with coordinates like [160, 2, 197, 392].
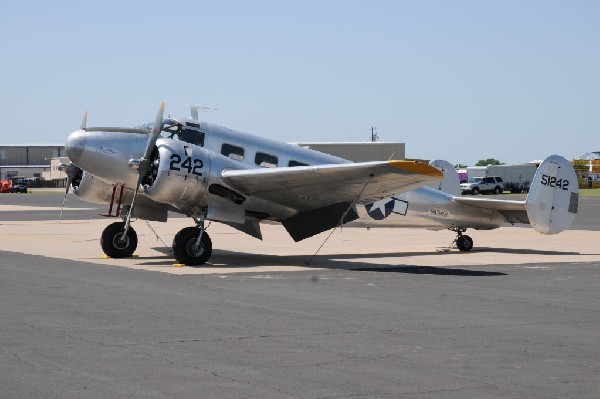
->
[1, 193, 599, 398]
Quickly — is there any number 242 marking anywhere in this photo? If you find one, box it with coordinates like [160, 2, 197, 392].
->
[169, 154, 203, 176]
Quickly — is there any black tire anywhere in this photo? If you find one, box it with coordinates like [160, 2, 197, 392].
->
[100, 222, 138, 258]
[494, 186, 502, 195]
[456, 235, 473, 251]
[471, 187, 480, 195]
[172, 227, 212, 266]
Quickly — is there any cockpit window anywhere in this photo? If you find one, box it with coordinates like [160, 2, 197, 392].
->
[161, 120, 182, 136]
[179, 129, 205, 146]
[158, 119, 205, 146]
[222, 143, 245, 161]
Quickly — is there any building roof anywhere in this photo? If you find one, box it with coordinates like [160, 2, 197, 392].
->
[0, 165, 51, 168]
[0, 144, 65, 147]
[293, 142, 404, 146]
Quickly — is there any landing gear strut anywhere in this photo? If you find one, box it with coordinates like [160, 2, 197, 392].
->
[172, 212, 213, 265]
[451, 228, 473, 251]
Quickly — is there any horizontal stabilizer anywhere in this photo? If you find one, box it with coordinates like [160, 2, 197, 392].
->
[453, 196, 528, 225]
[453, 197, 525, 211]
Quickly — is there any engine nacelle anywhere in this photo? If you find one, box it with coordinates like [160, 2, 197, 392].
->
[74, 171, 115, 204]
[144, 138, 212, 212]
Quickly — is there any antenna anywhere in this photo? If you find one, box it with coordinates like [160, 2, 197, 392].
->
[188, 104, 218, 120]
[371, 127, 379, 142]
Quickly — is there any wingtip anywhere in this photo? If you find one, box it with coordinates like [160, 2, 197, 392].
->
[387, 160, 444, 178]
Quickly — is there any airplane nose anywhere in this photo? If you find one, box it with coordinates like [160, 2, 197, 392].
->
[65, 130, 86, 164]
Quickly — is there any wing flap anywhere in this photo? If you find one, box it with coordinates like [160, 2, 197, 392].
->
[221, 161, 443, 213]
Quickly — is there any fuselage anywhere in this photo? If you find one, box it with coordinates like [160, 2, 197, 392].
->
[66, 117, 508, 231]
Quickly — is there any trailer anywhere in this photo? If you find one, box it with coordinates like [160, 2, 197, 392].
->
[466, 163, 538, 193]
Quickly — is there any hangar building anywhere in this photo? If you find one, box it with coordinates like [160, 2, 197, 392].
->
[0, 144, 66, 180]
[295, 142, 406, 162]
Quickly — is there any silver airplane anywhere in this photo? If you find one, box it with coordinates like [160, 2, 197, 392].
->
[61, 103, 579, 265]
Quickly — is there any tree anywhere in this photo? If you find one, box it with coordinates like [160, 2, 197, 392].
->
[475, 158, 502, 166]
[454, 163, 468, 169]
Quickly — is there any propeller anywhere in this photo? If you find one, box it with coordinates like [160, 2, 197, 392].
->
[57, 110, 88, 226]
[121, 102, 165, 237]
[57, 162, 83, 226]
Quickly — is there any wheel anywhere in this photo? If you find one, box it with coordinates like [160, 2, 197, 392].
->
[100, 222, 138, 258]
[456, 235, 473, 251]
[172, 227, 212, 265]
[494, 186, 502, 195]
[471, 187, 480, 195]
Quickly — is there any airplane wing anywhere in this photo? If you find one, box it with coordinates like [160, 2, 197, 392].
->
[221, 160, 443, 241]
[453, 196, 529, 224]
[221, 160, 443, 212]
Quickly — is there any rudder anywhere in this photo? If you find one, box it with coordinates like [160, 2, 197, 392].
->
[525, 155, 579, 234]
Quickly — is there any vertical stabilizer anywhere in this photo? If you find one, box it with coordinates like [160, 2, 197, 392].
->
[428, 160, 461, 196]
[525, 155, 579, 234]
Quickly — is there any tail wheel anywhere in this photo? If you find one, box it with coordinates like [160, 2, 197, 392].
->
[101, 222, 138, 258]
[172, 227, 212, 265]
[456, 235, 473, 251]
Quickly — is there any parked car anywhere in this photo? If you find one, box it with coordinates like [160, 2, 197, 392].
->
[9, 177, 28, 193]
[460, 176, 504, 195]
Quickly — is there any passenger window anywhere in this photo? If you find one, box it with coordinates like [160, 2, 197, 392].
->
[221, 143, 245, 161]
[255, 152, 278, 168]
[288, 160, 308, 167]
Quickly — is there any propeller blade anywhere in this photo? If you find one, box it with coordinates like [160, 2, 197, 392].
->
[143, 102, 165, 161]
[58, 175, 72, 227]
[122, 102, 165, 237]
[80, 111, 88, 130]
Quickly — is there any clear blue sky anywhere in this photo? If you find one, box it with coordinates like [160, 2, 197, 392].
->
[1, 0, 598, 166]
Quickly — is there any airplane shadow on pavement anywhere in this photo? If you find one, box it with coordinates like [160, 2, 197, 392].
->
[139, 247, 511, 276]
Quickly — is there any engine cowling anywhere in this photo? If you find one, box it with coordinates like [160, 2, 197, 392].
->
[144, 138, 212, 212]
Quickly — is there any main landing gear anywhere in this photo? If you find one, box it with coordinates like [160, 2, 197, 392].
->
[99, 211, 213, 265]
[451, 228, 473, 251]
[172, 213, 213, 265]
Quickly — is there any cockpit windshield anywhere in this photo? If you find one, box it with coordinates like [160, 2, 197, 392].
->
[135, 119, 205, 147]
